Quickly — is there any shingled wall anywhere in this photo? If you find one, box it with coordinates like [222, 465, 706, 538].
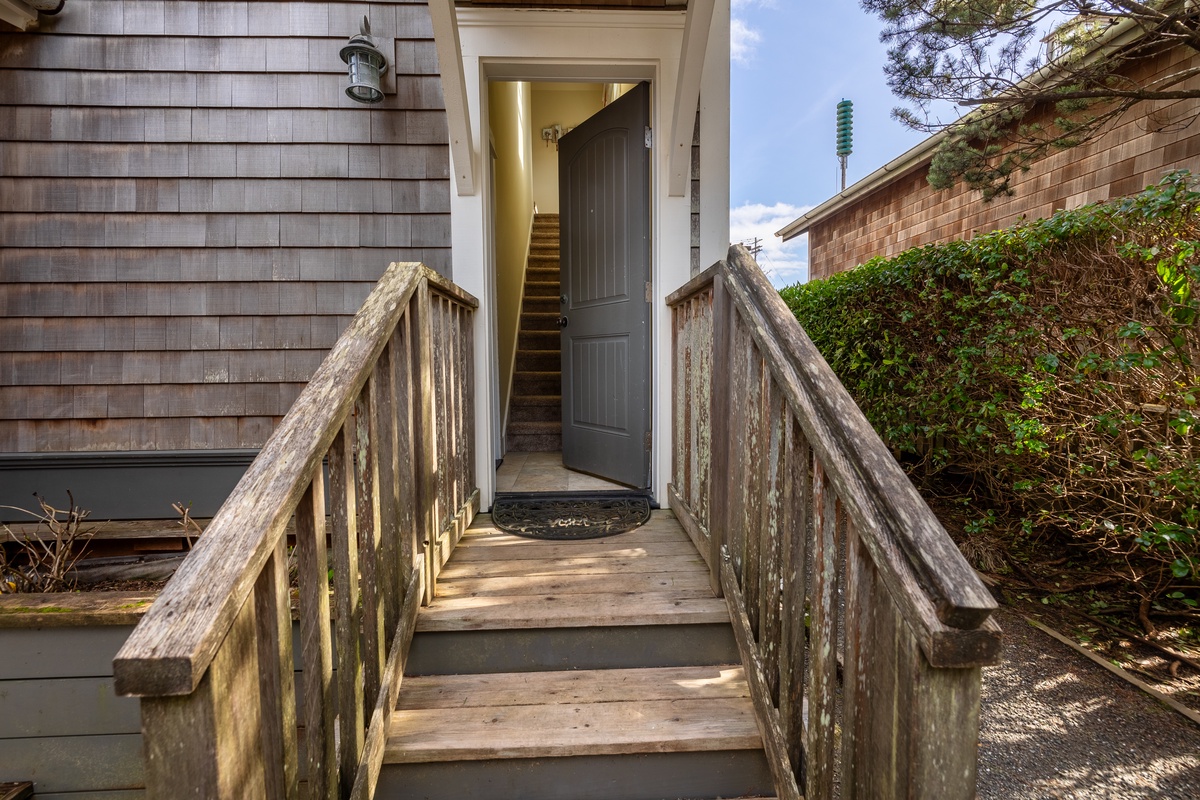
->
[0, 0, 450, 456]
[807, 43, 1200, 281]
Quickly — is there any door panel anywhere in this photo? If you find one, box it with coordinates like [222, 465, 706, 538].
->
[559, 82, 651, 488]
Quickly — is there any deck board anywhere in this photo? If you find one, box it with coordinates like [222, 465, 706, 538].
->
[420, 510, 727, 631]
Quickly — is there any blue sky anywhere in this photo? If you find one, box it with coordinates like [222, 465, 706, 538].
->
[728, 1, 930, 286]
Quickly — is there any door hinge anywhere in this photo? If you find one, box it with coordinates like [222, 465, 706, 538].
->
[645, 281, 653, 303]
[644, 431, 653, 451]
[644, 126, 652, 149]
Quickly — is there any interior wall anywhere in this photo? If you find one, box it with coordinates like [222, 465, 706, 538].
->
[488, 81, 534, 430]
[531, 83, 606, 213]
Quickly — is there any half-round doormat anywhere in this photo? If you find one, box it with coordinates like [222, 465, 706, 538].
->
[491, 493, 651, 540]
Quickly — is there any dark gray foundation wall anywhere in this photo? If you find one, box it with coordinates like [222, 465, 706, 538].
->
[0, 1, 452, 457]
[0, 449, 257, 521]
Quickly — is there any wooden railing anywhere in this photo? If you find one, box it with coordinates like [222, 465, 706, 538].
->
[667, 246, 1002, 800]
[113, 262, 479, 799]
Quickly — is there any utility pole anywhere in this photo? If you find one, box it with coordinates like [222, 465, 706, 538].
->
[836, 99, 853, 192]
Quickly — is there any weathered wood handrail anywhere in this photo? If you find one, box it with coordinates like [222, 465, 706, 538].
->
[113, 262, 479, 799]
[667, 245, 1002, 800]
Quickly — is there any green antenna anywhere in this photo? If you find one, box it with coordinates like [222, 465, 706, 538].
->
[836, 99, 853, 190]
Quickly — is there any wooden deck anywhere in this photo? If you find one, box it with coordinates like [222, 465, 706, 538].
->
[382, 510, 775, 799]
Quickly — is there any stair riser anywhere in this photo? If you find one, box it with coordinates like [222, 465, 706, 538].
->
[519, 314, 560, 333]
[514, 351, 559, 371]
[505, 432, 562, 452]
[378, 751, 774, 800]
[508, 403, 559, 424]
[519, 332, 558, 350]
[513, 373, 560, 394]
[407, 624, 739, 675]
[525, 282, 560, 298]
[521, 299, 559, 315]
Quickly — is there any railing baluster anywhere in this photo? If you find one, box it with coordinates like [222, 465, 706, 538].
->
[413, 277, 437, 604]
[778, 412, 810, 786]
[463, 300, 477, 496]
[355, 379, 384, 709]
[296, 475, 336, 800]
[255, 536, 299, 800]
[760, 378, 784, 705]
[695, 294, 712, 531]
[744, 347, 766, 639]
[709, 276, 732, 595]
[329, 423, 363, 796]
[841, 517, 869, 798]
[375, 341, 401, 639]
[806, 458, 839, 799]
[394, 311, 418, 586]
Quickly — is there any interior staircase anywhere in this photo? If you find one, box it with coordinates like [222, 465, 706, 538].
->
[507, 213, 563, 453]
[380, 511, 776, 800]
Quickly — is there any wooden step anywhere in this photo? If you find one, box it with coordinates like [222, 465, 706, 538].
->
[0, 784, 33, 800]
[386, 665, 760, 763]
[379, 667, 773, 800]
[406, 513, 738, 674]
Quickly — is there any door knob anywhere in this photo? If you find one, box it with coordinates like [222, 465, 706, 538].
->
[557, 316, 569, 329]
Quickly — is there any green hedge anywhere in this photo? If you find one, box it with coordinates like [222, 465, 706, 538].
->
[781, 172, 1200, 584]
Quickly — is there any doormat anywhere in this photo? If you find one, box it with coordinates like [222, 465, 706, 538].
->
[491, 493, 651, 540]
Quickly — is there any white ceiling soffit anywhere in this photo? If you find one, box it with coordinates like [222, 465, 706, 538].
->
[430, 0, 477, 196]
[668, 0, 715, 197]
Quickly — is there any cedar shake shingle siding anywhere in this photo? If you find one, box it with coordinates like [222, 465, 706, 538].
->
[0, 0, 451, 453]
[807, 44, 1200, 281]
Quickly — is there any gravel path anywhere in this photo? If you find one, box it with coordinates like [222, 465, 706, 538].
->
[977, 608, 1200, 799]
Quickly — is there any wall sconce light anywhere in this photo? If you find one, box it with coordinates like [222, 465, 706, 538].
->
[339, 16, 389, 105]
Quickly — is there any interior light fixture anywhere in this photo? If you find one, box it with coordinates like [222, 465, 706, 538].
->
[339, 16, 389, 105]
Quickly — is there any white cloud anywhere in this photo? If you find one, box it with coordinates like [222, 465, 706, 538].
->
[729, 201, 813, 287]
[730, 18, 762, 66]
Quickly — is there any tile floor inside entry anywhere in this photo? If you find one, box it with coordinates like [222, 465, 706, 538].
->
[496, 451, 628, 493]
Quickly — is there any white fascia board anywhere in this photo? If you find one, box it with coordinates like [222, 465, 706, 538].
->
[775, 14, 1152, 242]
[429, 0, 476, 196]
[0, 0, 37, 30]
[667, 0, 715, 197]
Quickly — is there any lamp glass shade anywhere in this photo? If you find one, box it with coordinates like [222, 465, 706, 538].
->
[340, 35, 388, 105]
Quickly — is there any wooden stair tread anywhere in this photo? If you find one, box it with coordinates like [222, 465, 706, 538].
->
[437, 553, 706, 580]
[0, 783, 33, 800]
[398, 665, 750, 709]
[435, 570, 714, 598]
[416, 590, 729, 631]
[385, 667, 761, 763]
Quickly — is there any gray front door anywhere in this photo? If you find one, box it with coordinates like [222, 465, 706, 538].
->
[558, 82, 651, 489]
